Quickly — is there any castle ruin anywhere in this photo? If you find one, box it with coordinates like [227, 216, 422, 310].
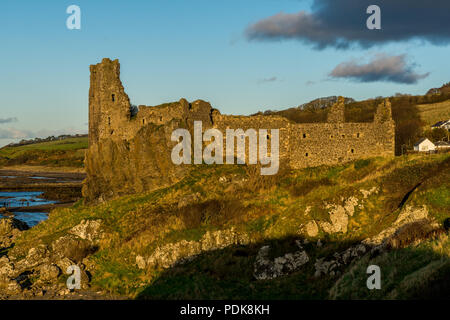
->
[83, 58, 395, 201]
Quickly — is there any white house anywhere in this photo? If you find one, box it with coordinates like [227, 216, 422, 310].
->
[414, 138, 436, 152]
[431, 120, 450, 130]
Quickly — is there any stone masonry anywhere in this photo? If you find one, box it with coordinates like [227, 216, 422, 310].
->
[83, 58, 395, 201]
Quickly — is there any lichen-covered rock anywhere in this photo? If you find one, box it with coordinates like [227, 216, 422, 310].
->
[320, 205, 349, 233]
[69, 219, 103, 242]
[314, 244, 367, 277]
[142, 228, 250, 269]
[136, 255, 146, 269]
[254, 242, 309, 280]
[0, 257, 15, 281]
[360, 187, 379, 199]
[305, 221, 319, 237]
[38, 264, 61, 282]
[51, 234, 95, 262]
[55, 257, 76, 273]
[16, 245, 50, 270]
[0, 218, 29, 248]
[363, 205, 437, 248]
[319, 197, 361, 234]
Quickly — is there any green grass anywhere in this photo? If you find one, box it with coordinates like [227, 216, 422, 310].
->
[0, 137, 88, 167]
[8, 152, 450, 299]
[329, 235, 450, 299]
[0, 137, 88, 156]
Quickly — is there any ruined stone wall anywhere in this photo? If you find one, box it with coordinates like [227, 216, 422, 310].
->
[83, 58, 395, 201]
[289, 98, 395, 168]
[211, 114, 291, 165]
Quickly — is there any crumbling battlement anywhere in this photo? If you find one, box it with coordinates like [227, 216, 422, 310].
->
[83, 58, 395, 201]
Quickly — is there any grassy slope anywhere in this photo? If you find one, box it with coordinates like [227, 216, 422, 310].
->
[417, 100, 450, 127]
[0, 137, 88, 168]
[10, 152, 450, 299]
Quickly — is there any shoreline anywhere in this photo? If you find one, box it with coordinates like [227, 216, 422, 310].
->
[0, 167, 85, 216]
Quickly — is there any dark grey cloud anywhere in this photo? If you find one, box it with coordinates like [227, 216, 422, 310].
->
[245, 0, 450, 49]
[329, 54, 429, 84]
[0, 117, 18, 124]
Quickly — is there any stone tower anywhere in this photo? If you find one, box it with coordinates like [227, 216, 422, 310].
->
[88, 58, 131, 146]
[374, 99, 393, 123]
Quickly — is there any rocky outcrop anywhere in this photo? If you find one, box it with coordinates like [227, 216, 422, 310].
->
[363, 205, 438, 248]
[254, 241, 309, 280]
[314, 244, 367, 278]
[319, 196, 360, 234]
[136, 228, 250, 269]
[0, 218, 29, 248]
[69, 219, 103, 243]
[313, 205, 441, 278]
[0, 219, 104, 298]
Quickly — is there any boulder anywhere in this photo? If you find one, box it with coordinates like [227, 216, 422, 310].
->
[254, 242, 309, 280]
[38, 264, 61, 282]
[69, 219, 103, 243]
[305, 221, 319, 237]
[51, 234, 96, 262]
[0, 218, 29, 248]
[15, 245, 50, 270]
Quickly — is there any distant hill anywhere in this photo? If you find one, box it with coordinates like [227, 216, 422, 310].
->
[426, 82, 450, 95]
[298, 96, 355, 110]
[0, 136, 88, 168]
[417, 100, 450, 128]
[5, 134, 87, 148]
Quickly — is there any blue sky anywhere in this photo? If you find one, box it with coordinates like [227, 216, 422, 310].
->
[1, 0, 449, 147]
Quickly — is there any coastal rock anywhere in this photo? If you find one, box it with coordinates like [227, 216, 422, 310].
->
[0, 218, 29, 248]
